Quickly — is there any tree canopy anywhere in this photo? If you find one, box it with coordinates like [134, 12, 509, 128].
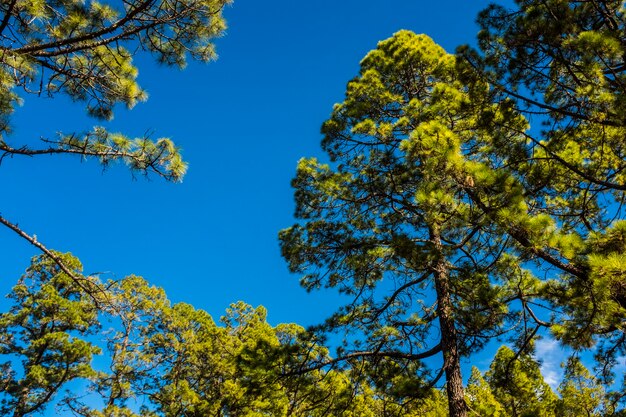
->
[0, 253, 456, 416]
[0, 0, 231, 282]
[462, 0, 626, 401]
[281, 1, 626, 415]
[0, 0, 231, 175]
[1, 0, 625, 415]
[1, 255, 614, 416]
[280, 29, 546, 417]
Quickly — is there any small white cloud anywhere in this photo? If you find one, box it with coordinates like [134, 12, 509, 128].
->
[542, 367, 560, 387]
[615, 355, 626, 372]
[534, 337, 568, 389]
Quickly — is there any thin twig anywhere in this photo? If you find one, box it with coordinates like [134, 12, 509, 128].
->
[0, 212, 108, 306]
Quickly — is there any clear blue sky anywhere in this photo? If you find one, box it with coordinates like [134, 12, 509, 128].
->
[1, 1, 498, 329]
[1, 1, 500, 326]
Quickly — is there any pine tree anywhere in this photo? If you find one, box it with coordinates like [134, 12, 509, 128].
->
[459, 0, 626, 397]
[465, 366, 506, 417]
[486, 346, 559, 417]
[2, 256, 401, 416]
[0, 0, 231, 284]
[557, 357, 606, 417]
[0, 0, 231, 179]
[280, 30, 538, 417]
[0, 253, 101, 417]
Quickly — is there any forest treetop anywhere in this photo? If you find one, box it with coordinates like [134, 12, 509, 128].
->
[282, 1, 626, 415]
[0, 0, 231, 291]
[0, 1, 625, 416]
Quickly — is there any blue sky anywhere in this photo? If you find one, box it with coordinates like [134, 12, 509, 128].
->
[4, 3, 626, 408]
[0, 0, 497, 325]
[8, 0, 626, 400]
[6, 1, 586, 397]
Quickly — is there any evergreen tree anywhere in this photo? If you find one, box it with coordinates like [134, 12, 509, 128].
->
[0, 253, 101, 417]
[465, 366, 506, 417]
[557, 356, 606, 417]
[281, 2, 626, 414]
[459, 0, 626, 398]
[2, 255, 423, 416]
[486, 346, 559, 417]
[280, 30, 538, 417]
[2, 256, 620, 416]
[0, 0, 230, 126]
[0, 0, 231, 283]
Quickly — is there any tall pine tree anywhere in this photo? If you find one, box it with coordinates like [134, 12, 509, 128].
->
[280, 31, 541, 417]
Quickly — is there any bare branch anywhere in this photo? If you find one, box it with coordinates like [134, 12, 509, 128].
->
[283, 342, 443, 376]
[0, 212, 108, 307]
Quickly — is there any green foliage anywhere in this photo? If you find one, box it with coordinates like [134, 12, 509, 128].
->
[466, 367, 506, 417]
[0, 253, 100, 417]
[461, 0, 626, 399]
[0, 0, 231, 180]
[557, 357, 606, 417]
[4, 254, 445, 416]
[486, 346, 559, 417]
[280, 29, 543, 417]
[281, 1, 626, 413]
[3, 0, 626, 415]
[2, 255, 622, 416]
[56, 128, 188, 181]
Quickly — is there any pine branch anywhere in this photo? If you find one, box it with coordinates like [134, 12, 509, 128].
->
[0, 129, 187, 182]
[0, 213, 109, 307]
[282, 342, 443, 376]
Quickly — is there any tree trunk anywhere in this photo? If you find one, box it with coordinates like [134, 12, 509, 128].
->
[13, 386, 29, 417]
[432, 231, 468, 417]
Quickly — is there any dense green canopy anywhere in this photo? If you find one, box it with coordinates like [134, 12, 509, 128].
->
[3, 253, 615, 416]
[1, 0, 625, 415]
[463, 0, 626, 395]
[281, 1, 626, 415]
[0, 0, 231, 181]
